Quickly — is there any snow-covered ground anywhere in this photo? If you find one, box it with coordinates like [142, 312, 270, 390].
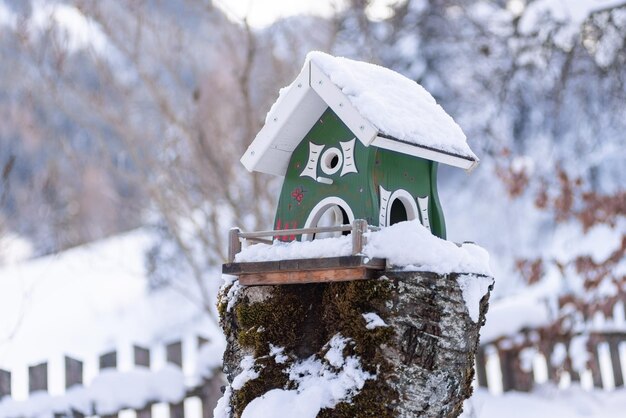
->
[2, 227, 626, 417]
[462, 386, 626, 418]
[1, 223, 624, 416]
[0, 229, 224, 402]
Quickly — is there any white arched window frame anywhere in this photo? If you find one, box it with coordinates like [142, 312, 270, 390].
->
[302, 196, 355, 241]
[379, 187, 419, 227]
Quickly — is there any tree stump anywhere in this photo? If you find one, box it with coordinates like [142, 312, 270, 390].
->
[216, 270, 493, 418]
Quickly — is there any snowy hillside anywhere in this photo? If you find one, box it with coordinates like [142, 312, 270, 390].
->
[0, 230, 224, 402]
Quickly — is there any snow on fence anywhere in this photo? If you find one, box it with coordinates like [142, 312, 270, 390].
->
[475, 303, 626, 393]
[227, 219, 378, 262]
[0, 336, 223, 418]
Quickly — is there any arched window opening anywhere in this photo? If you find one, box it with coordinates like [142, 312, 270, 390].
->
[383, 189, 419, 227]
[389, 198, 409, 225]
[314, 205, 350, 239]
[302, 197, 355, 241]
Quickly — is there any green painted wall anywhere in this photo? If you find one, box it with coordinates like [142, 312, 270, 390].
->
[372, 148, 446, 238]
[429, 162, 447, 239]
[274, 107, 446, 240]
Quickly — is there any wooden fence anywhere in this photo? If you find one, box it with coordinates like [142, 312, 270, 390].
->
[475, 330, 626, 392]
[0, 337, 223, 418]
[5, 331, 624, 417]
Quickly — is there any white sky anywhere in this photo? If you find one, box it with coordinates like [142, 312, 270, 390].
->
[214, 0, 398, 27]
[0, 0, 397, 33]
[214, 0, 343, 27]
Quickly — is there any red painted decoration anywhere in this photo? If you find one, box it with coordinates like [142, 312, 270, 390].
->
[291, 187, 305, 204]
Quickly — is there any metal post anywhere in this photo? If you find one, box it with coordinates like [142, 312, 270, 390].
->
[228, 228, 242, 263]
[351, 219, 368, 255]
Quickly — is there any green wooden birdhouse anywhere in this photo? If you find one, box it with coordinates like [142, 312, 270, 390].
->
[241, 52, 478, 241]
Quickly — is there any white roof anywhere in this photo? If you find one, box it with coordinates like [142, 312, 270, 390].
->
[241, 51, 478, 176]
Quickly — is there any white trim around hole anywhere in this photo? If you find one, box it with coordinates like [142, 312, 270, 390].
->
[416, 195, 431, 230]
[384, 189, 419, 227]
[300, 142, 324, 179]
[302, 196, 355, 241]
[320, 147, 343, 176]
[340, 138, 358, 176]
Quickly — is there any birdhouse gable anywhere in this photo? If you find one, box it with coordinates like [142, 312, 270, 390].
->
[241, 52, 479, 176]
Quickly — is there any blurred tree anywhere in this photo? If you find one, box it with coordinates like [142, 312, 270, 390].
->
[332, 0, 626, 388]
[1, 0, 336, 311]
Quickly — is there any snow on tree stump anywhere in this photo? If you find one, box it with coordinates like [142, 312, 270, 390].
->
[215, 268, 493, 418]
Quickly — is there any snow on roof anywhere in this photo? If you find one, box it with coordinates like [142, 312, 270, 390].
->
[236, 220, 492, 276]
[307, 51, 477, 161]
[241, 52, 478, 176]
[0, 229, 222, 371]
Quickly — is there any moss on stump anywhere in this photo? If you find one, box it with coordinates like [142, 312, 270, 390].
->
[218, 271, 493, 418]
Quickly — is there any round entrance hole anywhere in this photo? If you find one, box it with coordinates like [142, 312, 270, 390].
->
[320, 147, 343, 175]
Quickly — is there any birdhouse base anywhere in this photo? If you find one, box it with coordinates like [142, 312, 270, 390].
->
[222, 255, 386, 286]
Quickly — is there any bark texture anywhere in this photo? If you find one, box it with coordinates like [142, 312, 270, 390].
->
[218, 271, 493, 418]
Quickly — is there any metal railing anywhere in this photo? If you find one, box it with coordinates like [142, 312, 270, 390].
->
[227, 219, 379, 263]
